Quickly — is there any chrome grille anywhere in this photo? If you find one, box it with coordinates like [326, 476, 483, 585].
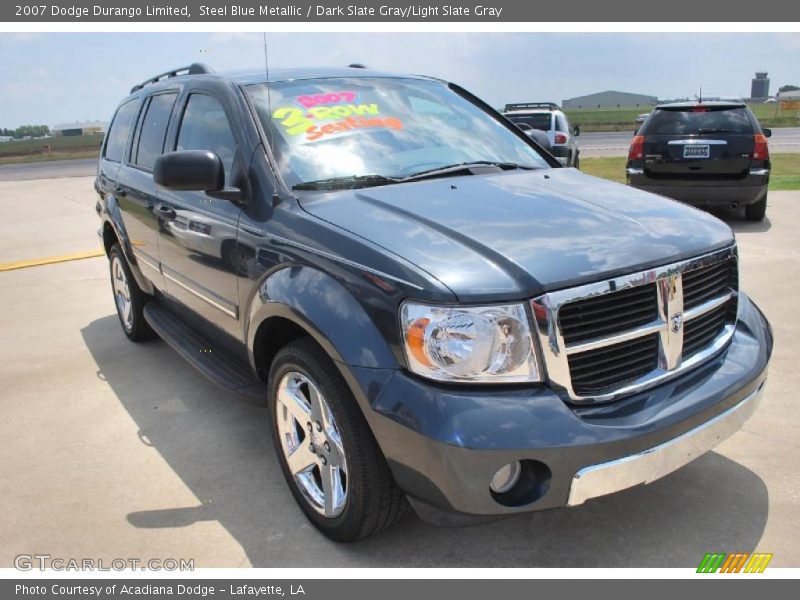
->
[532, 247, 738, 403]
[558, 284, 658, 344]
[568, 334, 659, 396]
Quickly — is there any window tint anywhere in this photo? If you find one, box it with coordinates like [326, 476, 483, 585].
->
[134, 92, 177, 170]
[643, 107, 753, 135]
[104, 100, 139, 162]
[507, 113, 551, 131]
[555, 114, 569, 132]
[177, 94, 237, 183]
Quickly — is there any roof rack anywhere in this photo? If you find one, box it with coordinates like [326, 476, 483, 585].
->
[130, 63, 214, 94]
[347, 63, 367, 69]
[504, 102, 561, 112]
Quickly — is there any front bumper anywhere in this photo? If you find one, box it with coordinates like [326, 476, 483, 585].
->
[343, 293, 771, 520]
[568, 380, 763, 506]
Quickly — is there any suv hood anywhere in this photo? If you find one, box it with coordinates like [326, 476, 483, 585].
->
[298, 168, 735, 300]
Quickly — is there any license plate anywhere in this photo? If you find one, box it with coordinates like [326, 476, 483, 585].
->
[683, 144, 710, 159]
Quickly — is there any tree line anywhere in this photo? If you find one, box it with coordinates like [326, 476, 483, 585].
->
[0, 125, 51, 139]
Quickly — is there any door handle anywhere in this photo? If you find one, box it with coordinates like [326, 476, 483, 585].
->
[155, 204, 176, 220]
[113, 186, 126, 197]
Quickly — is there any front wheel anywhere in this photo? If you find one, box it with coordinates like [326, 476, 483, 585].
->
[745, 195, 767, 222]
[573, 153, 580, 169]
[268, 338, 409, 542]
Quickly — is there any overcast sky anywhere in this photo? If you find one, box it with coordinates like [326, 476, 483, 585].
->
[0, 32, 798, 128]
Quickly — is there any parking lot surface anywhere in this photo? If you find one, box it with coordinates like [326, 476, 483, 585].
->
[1, 176, 798, 567]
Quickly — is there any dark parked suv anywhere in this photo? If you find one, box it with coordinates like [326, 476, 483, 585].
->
[96, 65, 772, 542]
[626, 101, 771, 221]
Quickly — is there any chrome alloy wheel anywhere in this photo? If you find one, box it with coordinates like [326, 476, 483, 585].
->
[275, 371, 348, 518]
[111, 255, 133, 332]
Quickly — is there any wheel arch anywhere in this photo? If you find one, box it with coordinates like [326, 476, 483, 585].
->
[246, 265, 401, 379]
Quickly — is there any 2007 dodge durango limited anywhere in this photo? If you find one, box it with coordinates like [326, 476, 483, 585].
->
[95, 64, 772, 542]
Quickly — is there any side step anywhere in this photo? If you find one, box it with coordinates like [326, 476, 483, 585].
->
[143, 302, 267, 405]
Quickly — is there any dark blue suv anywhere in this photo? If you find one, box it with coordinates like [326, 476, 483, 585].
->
[95, 64, 772, 541]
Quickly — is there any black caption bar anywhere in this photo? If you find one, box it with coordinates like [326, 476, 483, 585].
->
[4, 579, 796, 600]
[4, 0, 800, 21]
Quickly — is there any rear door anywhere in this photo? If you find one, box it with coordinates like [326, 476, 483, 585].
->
[640, 106, 754, 180]
[98, 97, 139, 240]
[115, 90, 178, 286]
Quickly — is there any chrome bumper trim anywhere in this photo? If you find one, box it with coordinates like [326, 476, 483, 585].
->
[567, 381, 765, 506]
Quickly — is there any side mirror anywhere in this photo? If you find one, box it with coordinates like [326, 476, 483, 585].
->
[154, 150, 224, 192]
[154, 150, 244, 202]
[763, 128, 772, 138]
[573, 125, 581, 137]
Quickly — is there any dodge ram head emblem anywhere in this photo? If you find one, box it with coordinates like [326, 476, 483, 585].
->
[670, 313, 684, 333]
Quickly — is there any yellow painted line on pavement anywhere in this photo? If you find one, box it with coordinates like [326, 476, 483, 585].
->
[0, 249, 105, 272]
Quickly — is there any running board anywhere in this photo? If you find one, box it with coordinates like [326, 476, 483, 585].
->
[143, 302, 267, 405]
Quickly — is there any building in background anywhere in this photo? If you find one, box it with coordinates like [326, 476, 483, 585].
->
[751, 72, 770, 100]
[778, 89, 800, 110]
[563, 91, 658, 109]
[52, 121, 107, 137]
[0, 135, 14, 143]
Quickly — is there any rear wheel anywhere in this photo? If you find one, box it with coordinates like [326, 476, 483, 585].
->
[745, 195, 767, 222]
[268, 338, 409, 541]
[108, 243, 155, 342]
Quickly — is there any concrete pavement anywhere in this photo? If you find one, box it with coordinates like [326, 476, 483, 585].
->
[0, 176, 798, 567]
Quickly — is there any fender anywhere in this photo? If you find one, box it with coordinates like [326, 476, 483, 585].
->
[245, 265, 400, 372]
[103, 195, 156, 296]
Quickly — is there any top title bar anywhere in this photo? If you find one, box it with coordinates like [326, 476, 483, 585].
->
[4, 0, 800, 22]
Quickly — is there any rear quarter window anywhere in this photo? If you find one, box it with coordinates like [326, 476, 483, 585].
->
[643, 107, 753, 135]
[104, 99, 139, 163]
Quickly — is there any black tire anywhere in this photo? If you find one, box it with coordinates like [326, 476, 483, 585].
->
[745, 196, 767, 222]
[108, 243, 155, 342]
[573, 153, 580, 169]
[268, 338, 409, 542]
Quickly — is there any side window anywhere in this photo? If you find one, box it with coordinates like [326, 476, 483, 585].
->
[177, 94, 237, 184]
[133, 92, 177, 171]
[556, 115, 569, 133]
[104, 100, 139, 163]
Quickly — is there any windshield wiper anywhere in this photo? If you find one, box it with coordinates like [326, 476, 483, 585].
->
[697, 128, 735, 134]
[292, 174, 401, 191]
[402, 161, 536, 182]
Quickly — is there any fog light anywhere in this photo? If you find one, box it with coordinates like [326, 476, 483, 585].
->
[490, 461, 522, 494]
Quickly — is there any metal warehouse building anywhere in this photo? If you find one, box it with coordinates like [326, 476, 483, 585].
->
[52, 121, 108, 137]
[563, 91, 658, 109]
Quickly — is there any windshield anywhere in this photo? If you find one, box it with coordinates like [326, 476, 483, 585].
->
[246, 77, 550, 188]
[643, 107, 753, 135]
[506, 113, 552, 131]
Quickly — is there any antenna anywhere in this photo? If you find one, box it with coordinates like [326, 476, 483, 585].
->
[262, 32, 273, 119]
[699, 85, 703, 104]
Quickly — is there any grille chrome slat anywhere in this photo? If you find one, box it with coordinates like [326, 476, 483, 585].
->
[532, 246, 738, 404]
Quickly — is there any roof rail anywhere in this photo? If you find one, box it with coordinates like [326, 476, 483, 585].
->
[504, 102, 561, 112]
[130, 63, 214, 94]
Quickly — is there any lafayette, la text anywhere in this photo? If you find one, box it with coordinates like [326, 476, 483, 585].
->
[198, 4, 504, 18]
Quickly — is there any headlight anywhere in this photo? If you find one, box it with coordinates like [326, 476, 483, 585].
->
[400, 302, 541, 383]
